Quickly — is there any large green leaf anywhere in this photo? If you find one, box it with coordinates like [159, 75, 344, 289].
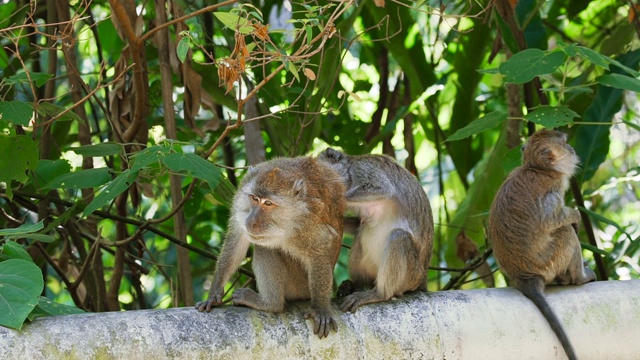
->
[596, 73, 640, 92]
[446, 111, 507, 142]
[3, 72, 53, 87]
[0, 221, 44, 236]
[130, 145, 172, 171]
[0, 135, 38, 185]
[0, 259, 43, 329]
[1, 241, 31, 261]
[31, 159, 72, 189]
[499, 49, 565, 83]
[0, 101, 33, 126]
[82, 169, 139, 217]
[43, 168, 113, 190]
[163, 153, 223, 190]
[574, 50, 640, 183]
[524, 105, 580, 128]
[28, 296, 85, 321]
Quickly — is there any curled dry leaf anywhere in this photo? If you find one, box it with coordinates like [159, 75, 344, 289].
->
[253, 22, 269, 42]
[303, 68, 316, 81]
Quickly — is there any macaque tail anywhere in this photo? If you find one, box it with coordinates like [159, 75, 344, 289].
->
[517, 277, 578, 360]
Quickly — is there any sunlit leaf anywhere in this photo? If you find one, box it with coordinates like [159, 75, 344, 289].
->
[446, 111, 507, 142]
[0, 259, 43, 330]
[499, 49, 565, 83]
[524, 105, 580, 128]
[213, 12, 254, 34]
[31, 159, 71, 189]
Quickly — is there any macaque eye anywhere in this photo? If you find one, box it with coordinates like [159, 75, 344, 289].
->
[249, 194, 260, 203]
[263, 200, 273, 207]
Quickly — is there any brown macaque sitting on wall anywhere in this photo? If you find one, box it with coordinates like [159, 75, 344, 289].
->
[488, 129, 596, 360]
[196, 156, 345, 338]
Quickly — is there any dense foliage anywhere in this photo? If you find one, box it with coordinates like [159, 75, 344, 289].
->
[0, 0, 638, 329]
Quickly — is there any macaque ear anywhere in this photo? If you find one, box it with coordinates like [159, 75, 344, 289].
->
[293, 178, 305, 197]
[321, 148, 343, 162]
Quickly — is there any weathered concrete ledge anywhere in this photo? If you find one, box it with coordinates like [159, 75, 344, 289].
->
[1, 280, 639, 359]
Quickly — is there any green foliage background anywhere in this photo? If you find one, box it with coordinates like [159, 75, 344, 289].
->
[0, 0, 639, 328]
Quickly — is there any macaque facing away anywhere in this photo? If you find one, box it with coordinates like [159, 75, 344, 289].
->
[488, 129, 596, 360]
[319, 148, 434, 312]
[196, 157, 345, 338]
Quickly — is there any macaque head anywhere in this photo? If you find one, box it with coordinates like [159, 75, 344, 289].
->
[236, 166, 309, 244]
[522, 129, 579, 176]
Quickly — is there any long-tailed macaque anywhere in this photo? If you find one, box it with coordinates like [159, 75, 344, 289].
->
[488, 129, 596, 360]
[196, 156, 345, 338]
[319, 148, 434, 312]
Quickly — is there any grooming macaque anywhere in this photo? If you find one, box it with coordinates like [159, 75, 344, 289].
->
[319, 148, 434, 312]
[488, 129, 596, 360]
[196, 157, 345, 338]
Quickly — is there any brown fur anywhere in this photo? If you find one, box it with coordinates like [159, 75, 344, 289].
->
[196, 156, 345, 338]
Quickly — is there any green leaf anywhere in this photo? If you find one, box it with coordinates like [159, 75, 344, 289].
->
[477, 67, 500, 74]
[499, 49, 565, 84]
[43, 168, 112, 190]
[524, 105, 580, 128]
[0, 259, 43, 330]
[0, 221, 44, 236]
[82, 169, 139, 217]
[0, 135, 39, 186]
[579, 206, 634, 243]
[31, 159, 71, 189]
[35, 103, 82, 122]
[503, 146, 523, 174]
[213, 12, 254, 34]
[177, 36, 190, 63]
[28, 296, 85, 321]
[9, 234, 55, 243]
[130, 145, 172, 171]
[446, 111, 507, 142]
[4, 72, 53, 87]
[70, 143, 122, 157]
[1, 241, 31, 261]
[163, 153, 222, 190]
[596, 74, 640, 92]
[570, 45, 611, 69]
[574, 50, 640, 183]
[0, 101, 33, 126]
[286, 60, 300, 82]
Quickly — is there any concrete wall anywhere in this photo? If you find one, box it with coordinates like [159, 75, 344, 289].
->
[1, 280, 639, 359]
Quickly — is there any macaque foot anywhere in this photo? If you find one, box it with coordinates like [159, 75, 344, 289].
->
[340, 289, 385, 312]
[195, 293, 223, 312]
[336, 279, 356, 297]
[304, 307, 337, 338]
